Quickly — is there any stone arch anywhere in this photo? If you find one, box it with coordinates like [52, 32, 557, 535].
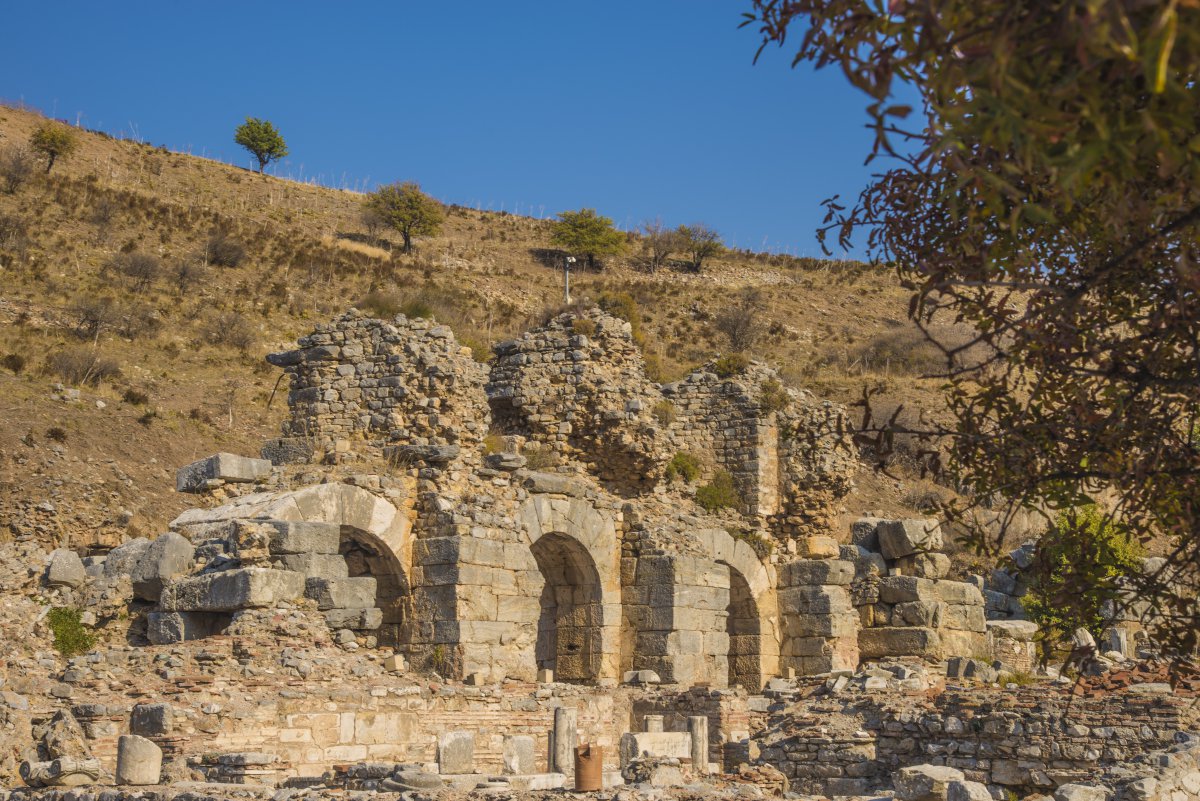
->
[171, 483, 414, 643]
[519, 495, 621, 683]
[692, 528, 780, 691]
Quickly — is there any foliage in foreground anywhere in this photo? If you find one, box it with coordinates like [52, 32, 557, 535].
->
[47, 606, 97, 657]
[744, 0, 1200, 653]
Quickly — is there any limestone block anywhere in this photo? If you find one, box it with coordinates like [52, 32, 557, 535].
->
[942, 603, 986, 632]
[896, 552, 952, 579]
[116, 735, 162, 786]
[46, 550, 86, 588]
[1054, 784, 1111, 801]
[146, 611, 227, 644]
[131, 532, 195, 601]
[796, 536, 840, 559]
[503, 735, 537, 775]
[780, 559, 854, 587]
[102, 538, 151, 578]
[438, 731, 475, 774]
[264, 521, 341, 555]
[877, 519, 943, 560]
[278, 553, 349, 579]
[618, 732, 692, 767]
[782, 611, 859, 639]
[780, 584, 853, 615]
[851, 518, 884, 551]
[305, 577, 377, 610]
[176, 452, 271, 492]
[858, 626, 941, 659]
[229, 521, 272, 565]
[323, 607, 382, 630]
[935, 581, 985, 606]
[130, 704, 173, 737]
[878, 576, 939, 604]
[894, 764, 965, 801]
[948, 780, 994, 801]
[893, 600, 944, 627]
[160, 568, 305, 612]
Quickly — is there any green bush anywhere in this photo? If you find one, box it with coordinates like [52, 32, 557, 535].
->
[651, 400, 676, 427]
[598, 292, 645, 345]
[712, 353, 749, 378]
[359, 289, 403, 318]
[759, 378, 789, 413]
[47, 607, 97, 657]
[401, 298, 434, 319]
[1023, 505, 1142, 652]
[696, 469, 741, 512]
[665, 452, 701, 483]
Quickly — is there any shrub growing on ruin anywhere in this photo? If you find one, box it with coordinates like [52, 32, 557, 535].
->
[651, 400, 676, 427]
[46, 607, 97, 657]
[715, 299, 764, 353]
[696, 470, 741, 512]
[597, 292, 645, 345]
[665, 452, 701, 483]
[712, 353, 749, 378]
[571, 318, 597, 337]
[1023, 505, 1143, 656]
[759, 379, 789, 413]
[359, 289, 403, 318]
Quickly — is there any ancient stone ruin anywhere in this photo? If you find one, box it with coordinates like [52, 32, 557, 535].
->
[3, 307, 1197, 801]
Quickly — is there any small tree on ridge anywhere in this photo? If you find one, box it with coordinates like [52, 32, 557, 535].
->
[364, 181, 444, 254]
[29, 122, 78, 175]
[550, 208, 625, 270]
[234, 117, 288, 174]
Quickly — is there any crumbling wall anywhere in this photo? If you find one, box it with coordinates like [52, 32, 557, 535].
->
[266, 311, 490, 467]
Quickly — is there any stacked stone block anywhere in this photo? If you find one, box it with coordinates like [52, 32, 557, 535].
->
[778, 539, 860, 675]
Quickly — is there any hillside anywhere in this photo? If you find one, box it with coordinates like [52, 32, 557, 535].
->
[0, 105, 971, 557]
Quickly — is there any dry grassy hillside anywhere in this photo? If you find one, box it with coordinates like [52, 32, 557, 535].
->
[0, 105, 975, 558]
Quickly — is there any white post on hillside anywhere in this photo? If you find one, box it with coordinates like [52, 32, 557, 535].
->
[564, 255, 576, 305]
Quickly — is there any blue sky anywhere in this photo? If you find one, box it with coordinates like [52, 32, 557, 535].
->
[1, 2, 889, 256]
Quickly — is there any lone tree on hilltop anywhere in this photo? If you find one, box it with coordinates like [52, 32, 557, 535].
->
[364, 181, 444, 254]
[638, 218, 681, 272]
[550, 208, 625, 270]
[744, 0, 1200, 653]
[29, 122, 78, 175]
[677, 222, 723, 272]
[234, 117, 288, 174]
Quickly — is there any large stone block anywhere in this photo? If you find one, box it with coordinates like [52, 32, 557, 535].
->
[103, 538, 152, 578]
[306, 577, 377, 610]
[176, 452, 271, 493]
[878, 576, 938, 605]
[131, 532, 195, 601]
[893, 600, 944, 627]
[894, 765, 965, 801]
[160, 568, 305, 612]
[780, 585, 853, 615]
[264, 520, 341, 555]
[46, 550, 86, 588]
[850, 518, 884, 551]
[116, 735, 162, 786]
[130, 704, 173, 737]
[877, 519, 943, 560]
[146, 611, 228, 644]
[895, 552, 951, 579]
[503, 735, 537, 775]
[277, 553, 349, 579]
[942, 603, 986, 632]
[618, 732, 692, 768]
[858, 626, 941, 659]
[323, 607, 383, 630]
[780, 559, 855, 587]
[438, 730, 475, 774]
[934, 580, 985, 606]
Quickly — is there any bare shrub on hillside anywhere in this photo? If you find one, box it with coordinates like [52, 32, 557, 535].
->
[200, 311, 257, 351]
[714, 289, 766, 353]
[0, 213, 31, 265]
[46, 347, 120, 386]
[110, 252, 161, 292]
[637, 218, 681, 272]
[171, 259, 208, 296]
[205, 231, 246, 268]
[118, 303, 162, 341]
[0, 145, 35, 194]
[71, 296, 121, 342]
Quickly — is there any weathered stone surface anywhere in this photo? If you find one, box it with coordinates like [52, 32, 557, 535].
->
[438, 730, 475, 774]
[894, 764, 965, 801]
[305, 576, 377, 610]
[263, 520, 341, 555]
[146, 611, 228, 644]
[618, 732, 693, 767]
[859, 626, 941, 659]
[503, 735, 537, 775]
[948, 780, 994, 801]
[877, 519, 944, 560]
[115, 735, 162, 785]
[130, 703, 173, 737]
[176, 452, 271, 492]
[323, 607, 383, 630]
[102, 538, 152, 577]
[131, 532, 195, 601]
[277, 552, 349, 579]
[160, 568, 305, 612]
[46, 550, 85, 588]
[781, 559, 855, 586]
[1055, 784, 1111, 801]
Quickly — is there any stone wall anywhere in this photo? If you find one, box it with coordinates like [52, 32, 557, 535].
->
[759, 685, 1197, 796]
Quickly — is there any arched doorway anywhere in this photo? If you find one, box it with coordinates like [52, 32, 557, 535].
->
[531, 533, 605, 683]
[725, 565, 762, 690]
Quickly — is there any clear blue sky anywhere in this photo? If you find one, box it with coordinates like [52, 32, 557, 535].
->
[0, 2, 887, 256]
